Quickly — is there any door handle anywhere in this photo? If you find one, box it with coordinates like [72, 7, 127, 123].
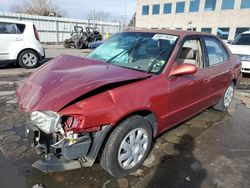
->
[15, 38, 23, 41]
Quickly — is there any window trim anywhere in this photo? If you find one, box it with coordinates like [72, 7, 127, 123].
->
[202, 36, 230, 67]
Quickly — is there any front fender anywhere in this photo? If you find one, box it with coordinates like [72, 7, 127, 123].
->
[59, 89, 153, 130]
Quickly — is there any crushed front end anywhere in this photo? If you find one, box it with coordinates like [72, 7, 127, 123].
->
[27, 110, 111, 172]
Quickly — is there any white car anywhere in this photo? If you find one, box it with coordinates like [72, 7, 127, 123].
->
[228, 31, 250, 76]
[0, 19, 45, 69]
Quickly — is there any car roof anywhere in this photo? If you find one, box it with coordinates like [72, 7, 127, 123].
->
[242, 31, 250, 34]
[0, 18, 33, 25]
[125, 29, 214, 38]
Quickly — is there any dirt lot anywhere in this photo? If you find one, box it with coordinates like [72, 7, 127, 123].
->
[0, 46, 250, 188]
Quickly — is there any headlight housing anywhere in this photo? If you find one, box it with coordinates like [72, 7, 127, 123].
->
[237, 54, 250, 62]
[31, 111, 62, 134]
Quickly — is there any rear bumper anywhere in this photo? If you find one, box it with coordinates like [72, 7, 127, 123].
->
[27, 124, 111, 172]
[39, 48, 46, 60]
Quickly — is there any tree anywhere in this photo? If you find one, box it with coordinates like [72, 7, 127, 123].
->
[11, 0, 65, 17]
[128, 13, 136, 27]
[87, 10, 110, 22]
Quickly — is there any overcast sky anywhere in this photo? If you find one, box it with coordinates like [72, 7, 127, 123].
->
[0, 0, 136, 20]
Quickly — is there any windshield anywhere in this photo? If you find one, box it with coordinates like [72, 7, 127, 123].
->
[232, 34, 250, 45]
[87, 32, 178, 73]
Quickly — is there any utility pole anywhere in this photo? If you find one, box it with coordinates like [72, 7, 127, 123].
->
[124, 0, 127, 27]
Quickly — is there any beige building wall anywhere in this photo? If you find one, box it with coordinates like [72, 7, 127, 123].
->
[136, 0, 250, 40]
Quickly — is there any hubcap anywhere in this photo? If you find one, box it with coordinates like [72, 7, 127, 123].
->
[118, 128, 149, 169]
[224, 85, 234, 107]
[22, 53, 37, 67]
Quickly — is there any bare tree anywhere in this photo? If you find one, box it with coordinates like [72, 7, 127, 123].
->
[11, 0, 65, 17]
[87, 10, 110, 22]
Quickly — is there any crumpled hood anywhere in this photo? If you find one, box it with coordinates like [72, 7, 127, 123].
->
[17, 54, 150, 112]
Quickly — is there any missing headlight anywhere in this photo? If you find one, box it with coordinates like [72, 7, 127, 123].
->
[31, 111, 63, 134]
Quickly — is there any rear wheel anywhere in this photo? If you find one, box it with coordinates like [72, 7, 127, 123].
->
[213, 82, 234, 111]
[100, 115, 152, 177]
[18, 50, 39, 69]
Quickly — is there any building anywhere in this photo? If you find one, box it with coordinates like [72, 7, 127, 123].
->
[136, 0, 250, 40]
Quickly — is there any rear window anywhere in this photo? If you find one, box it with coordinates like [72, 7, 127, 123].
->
[0, 22, 26, 34]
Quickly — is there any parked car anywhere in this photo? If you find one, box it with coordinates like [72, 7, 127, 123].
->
[228, 31, 250, 76]
[0, 19, 45, 68]
[17, 30, 241, 177]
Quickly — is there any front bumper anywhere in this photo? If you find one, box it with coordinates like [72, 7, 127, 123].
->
[242, 60, 250, 74]
[27, 125, 91, 160]
[27, 124, 111, 172]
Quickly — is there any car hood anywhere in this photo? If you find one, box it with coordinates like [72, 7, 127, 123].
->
[16, 55, 151, 112]
[228, 44, 250, 55]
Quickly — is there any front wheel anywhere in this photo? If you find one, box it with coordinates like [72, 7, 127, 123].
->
[213, 82, 234, 111]
[99, 115, 152, 177]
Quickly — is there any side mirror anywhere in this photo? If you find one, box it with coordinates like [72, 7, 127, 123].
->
[169, 62, 197, 77]
[227, 40, 233, 44]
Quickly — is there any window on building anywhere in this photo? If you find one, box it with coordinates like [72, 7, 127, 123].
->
[176, 1, 185, 13]
[152, 4, 160, 15]
[189, 0, 200, 12]
[163, 3, 172, 14]
[217, 28, 230, 40]
[221, 0, 235, 10]
[241, 0, 250, 9]
[204, 37, 229, 66]
[204, 0, 216, 11]
[235, 28, 250, 38]
[142, 5, 149, 15]
[201, 28, 212, 33]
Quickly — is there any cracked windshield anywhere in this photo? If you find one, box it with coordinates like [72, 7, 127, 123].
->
[87, 32, 178, 73]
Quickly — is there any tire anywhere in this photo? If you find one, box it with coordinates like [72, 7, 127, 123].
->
[18, 50, 39, 69]
[100, 115, 152, 177]
[213, 82, 234, 112]
[75, 40, 84, 49]
[63, 40, 71, 48]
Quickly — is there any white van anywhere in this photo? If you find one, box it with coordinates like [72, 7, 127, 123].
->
[0, 19, 45, 69]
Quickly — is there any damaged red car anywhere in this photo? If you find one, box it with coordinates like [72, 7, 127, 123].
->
[17, 30, 241, 177]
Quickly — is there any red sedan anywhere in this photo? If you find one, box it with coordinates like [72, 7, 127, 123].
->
[17, 30, 241, 177]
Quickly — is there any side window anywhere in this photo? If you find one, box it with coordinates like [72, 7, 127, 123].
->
[0, 22, 25, 34]
[177, 39, 204, 69]
[204, 37, 229, 66]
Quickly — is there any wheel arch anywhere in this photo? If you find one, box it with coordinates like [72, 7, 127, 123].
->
[17, 48, 40, 61]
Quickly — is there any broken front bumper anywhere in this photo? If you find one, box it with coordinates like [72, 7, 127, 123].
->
[27, 124, 111, 172]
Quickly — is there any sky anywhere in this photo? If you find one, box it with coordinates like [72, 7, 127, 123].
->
[0, 0, 136, 21]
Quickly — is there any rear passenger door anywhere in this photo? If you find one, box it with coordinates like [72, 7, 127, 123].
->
[202, 37, 231, 102]
[0, 22, 25, 60]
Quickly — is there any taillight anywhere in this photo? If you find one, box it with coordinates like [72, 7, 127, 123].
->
[33, 25, 40, 41]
